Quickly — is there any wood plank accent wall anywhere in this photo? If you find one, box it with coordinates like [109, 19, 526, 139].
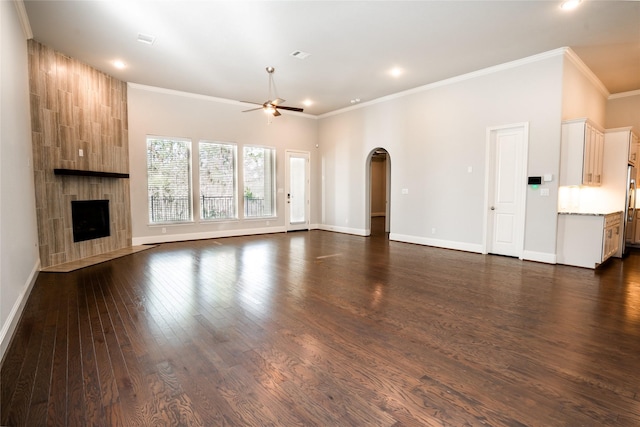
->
[28, 40, 131, 268]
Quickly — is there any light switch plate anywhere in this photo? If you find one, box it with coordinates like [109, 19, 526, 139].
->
[540, 188, 550, 196]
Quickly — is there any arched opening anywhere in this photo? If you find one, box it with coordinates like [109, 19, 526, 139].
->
[366, 148, 390, 237]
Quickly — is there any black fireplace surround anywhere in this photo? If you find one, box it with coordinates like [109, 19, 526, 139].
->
[71, 200, 110, 242]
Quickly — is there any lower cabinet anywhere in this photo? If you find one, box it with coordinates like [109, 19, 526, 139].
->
[557, 212, 622, 269]
[633, 213, 640, 244]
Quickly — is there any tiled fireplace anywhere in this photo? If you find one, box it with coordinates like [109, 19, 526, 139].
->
[29, 40, 131, 268]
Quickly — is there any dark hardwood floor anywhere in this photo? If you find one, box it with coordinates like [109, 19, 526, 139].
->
[2, 218, 640, 426]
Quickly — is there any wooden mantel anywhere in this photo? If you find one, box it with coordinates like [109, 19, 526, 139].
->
[53, 169, 130, 179]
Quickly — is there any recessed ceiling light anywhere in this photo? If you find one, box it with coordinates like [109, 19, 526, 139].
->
[137, 33, 156, 45]
[350, 98, 361, 104]
[303, 99, 313, 107]
[112, 60, 126, 69]
[560, 0, 581, 10]
[390, 67, 403, 78]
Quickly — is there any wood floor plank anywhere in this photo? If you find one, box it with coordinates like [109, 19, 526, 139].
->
[46, 285, 70, 425]
[85, 273, 124, 426]
[23, 288, 60, 426]
[65, 279, 86, 426]
[3, 220, 640, 425]
[76, 271, 107, 426]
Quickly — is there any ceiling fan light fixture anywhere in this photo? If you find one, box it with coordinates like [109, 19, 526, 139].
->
[242, 67, 304, 118]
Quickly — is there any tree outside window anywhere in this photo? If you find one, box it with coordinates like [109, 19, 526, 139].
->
[199, 141, 237, 220]
[243, 146, 276, 218]
[146, 137, 192, 223]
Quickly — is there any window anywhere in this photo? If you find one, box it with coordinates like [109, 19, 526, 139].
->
[199, 141, 237, 220]
[147, 137, 192, 223]
[243, 146, 276, 218]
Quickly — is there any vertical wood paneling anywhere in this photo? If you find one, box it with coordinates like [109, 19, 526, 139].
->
[29, 40, 131, 268]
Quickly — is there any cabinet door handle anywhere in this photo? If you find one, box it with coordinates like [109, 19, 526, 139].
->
[596, 175, 601, 183]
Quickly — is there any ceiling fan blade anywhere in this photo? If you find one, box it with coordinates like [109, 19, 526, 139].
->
[271, 98, 286, 106]
[273, 109, 281, 117]
[242, 107, 263, 112]
[275, 105, 304, 113]
[240, 101, 263, 106]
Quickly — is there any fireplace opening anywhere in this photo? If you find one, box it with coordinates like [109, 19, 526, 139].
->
[71, 200, 110, 242]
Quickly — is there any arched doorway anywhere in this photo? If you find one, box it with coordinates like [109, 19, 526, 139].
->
[367, 148, 390, 237]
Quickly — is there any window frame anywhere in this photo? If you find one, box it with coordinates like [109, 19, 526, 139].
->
[146, 136, 193, 225]
[242, 145, 277, 219]
[198, 140, 238, 222]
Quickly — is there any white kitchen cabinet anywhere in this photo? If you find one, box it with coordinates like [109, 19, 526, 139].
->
[556, 212, 622, 269]
[560, 118, 605, 186]
[632, 213, 640, 244]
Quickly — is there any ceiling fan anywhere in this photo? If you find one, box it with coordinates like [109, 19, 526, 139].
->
[242, 67, 303, 117]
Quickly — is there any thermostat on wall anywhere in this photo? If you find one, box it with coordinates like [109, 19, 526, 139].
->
[528, 176, 542, 185]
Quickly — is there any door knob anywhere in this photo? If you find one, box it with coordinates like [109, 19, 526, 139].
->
[490, 206, 495, 210]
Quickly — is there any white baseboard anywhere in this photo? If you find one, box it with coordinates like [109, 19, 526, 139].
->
[318, 224, 369, 236]
[132, 225, 288, 245]
[522, 250, 557, 264]
[1, 260, 40, 364]
[389, 233, 484, 254]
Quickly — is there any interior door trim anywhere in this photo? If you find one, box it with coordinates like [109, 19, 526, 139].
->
[482, 122, 529, 258]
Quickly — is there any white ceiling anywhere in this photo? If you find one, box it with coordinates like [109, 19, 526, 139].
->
[22, 0, 640, 116]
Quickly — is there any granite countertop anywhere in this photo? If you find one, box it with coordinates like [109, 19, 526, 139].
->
[558, 211, 623, 216]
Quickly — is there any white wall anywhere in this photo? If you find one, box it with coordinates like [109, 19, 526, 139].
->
[606, 92, 640, 132]
[318, 51, 565, 260]
[562, 53, 608, 126]
[128, 85, 319, 244]
[0, 1, 40, 362]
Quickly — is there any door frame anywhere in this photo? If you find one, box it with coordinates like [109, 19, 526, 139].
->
[366, 148, 391, 235]
[285, 150, 310, 231]
[482, 122, 529, 258]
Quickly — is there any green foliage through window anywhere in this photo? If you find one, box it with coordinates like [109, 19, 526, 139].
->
[200, 141, 237, 220]
[147, 138, 192, 223]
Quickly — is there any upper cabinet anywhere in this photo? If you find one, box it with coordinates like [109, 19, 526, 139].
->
[560, 118, 605, 187]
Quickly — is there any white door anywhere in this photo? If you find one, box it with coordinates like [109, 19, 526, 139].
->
[485, 124, 528, 257]
[285, 150, 310, 231]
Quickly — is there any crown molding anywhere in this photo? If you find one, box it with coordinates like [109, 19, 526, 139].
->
[608, 89, 640, 100]
[320, 48, 569, 119]
[13, 0, 33, 40]
[127, 82, 317, 119]
[563, 47, 609, 98]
